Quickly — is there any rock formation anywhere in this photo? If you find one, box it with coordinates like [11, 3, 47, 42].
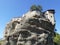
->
[3, 6, 55, 45]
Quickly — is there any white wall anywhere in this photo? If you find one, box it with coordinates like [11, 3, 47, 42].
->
[44, 11, 55, 25]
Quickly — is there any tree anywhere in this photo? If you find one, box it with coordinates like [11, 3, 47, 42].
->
[54, 33, 60, 45]
[30, 5, 42, 11]
[37, 5, 42, 11]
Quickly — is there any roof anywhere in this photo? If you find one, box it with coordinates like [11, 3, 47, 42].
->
[47, 9, 55, 14]
[43, 9, 55, 14]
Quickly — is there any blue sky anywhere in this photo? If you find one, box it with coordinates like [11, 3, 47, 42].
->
[0, 0, 60, 39]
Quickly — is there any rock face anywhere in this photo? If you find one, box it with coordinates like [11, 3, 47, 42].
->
[3, 9, 55, 45]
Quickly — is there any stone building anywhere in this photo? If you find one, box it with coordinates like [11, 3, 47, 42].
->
[44, 9, 55, 25]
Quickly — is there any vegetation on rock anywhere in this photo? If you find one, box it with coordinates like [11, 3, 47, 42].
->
[54, 33, 60, 45]
[30, 5, 42, 11]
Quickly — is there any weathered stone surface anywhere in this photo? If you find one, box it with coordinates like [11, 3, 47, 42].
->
[3, 9, 55, 45]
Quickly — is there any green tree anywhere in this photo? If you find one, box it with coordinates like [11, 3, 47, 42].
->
[54, 33, 60, 45]
[37, 5, 42, 11]
[30, 5, 42, 11]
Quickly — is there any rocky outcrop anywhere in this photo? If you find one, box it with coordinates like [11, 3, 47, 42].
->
[3, 9, 55, 45]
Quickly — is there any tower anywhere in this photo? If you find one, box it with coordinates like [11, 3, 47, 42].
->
[44, 9, 55, 25]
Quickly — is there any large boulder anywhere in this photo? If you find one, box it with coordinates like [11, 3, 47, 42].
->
[3, 10, 55, 45]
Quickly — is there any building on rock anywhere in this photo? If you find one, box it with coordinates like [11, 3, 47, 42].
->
[3, 5, 55, 45]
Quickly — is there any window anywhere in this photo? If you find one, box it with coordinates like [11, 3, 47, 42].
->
[45, 14, 48, 15]
[45, 14, 48, 19]
[51, 16, 52, 18]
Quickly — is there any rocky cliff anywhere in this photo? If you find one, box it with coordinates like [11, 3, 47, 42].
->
[3, 8, 55, 45]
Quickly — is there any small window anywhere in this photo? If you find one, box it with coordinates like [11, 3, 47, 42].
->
[45, 14, 48, 15]
[51, 16, 52, 18]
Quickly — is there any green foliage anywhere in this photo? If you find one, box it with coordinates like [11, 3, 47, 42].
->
[0, 39, 3, 45]
[0, 39, 2, 43]
[54, 33, 60, 45]
[30, 5, 42, 11]
[37, 5, 42, 11]
[0, 39, 6, 45]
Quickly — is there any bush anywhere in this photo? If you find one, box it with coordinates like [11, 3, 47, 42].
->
[30, 5, 42, 11]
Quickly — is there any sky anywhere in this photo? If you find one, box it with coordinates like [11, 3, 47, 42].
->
[0, 0, 60, 39]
